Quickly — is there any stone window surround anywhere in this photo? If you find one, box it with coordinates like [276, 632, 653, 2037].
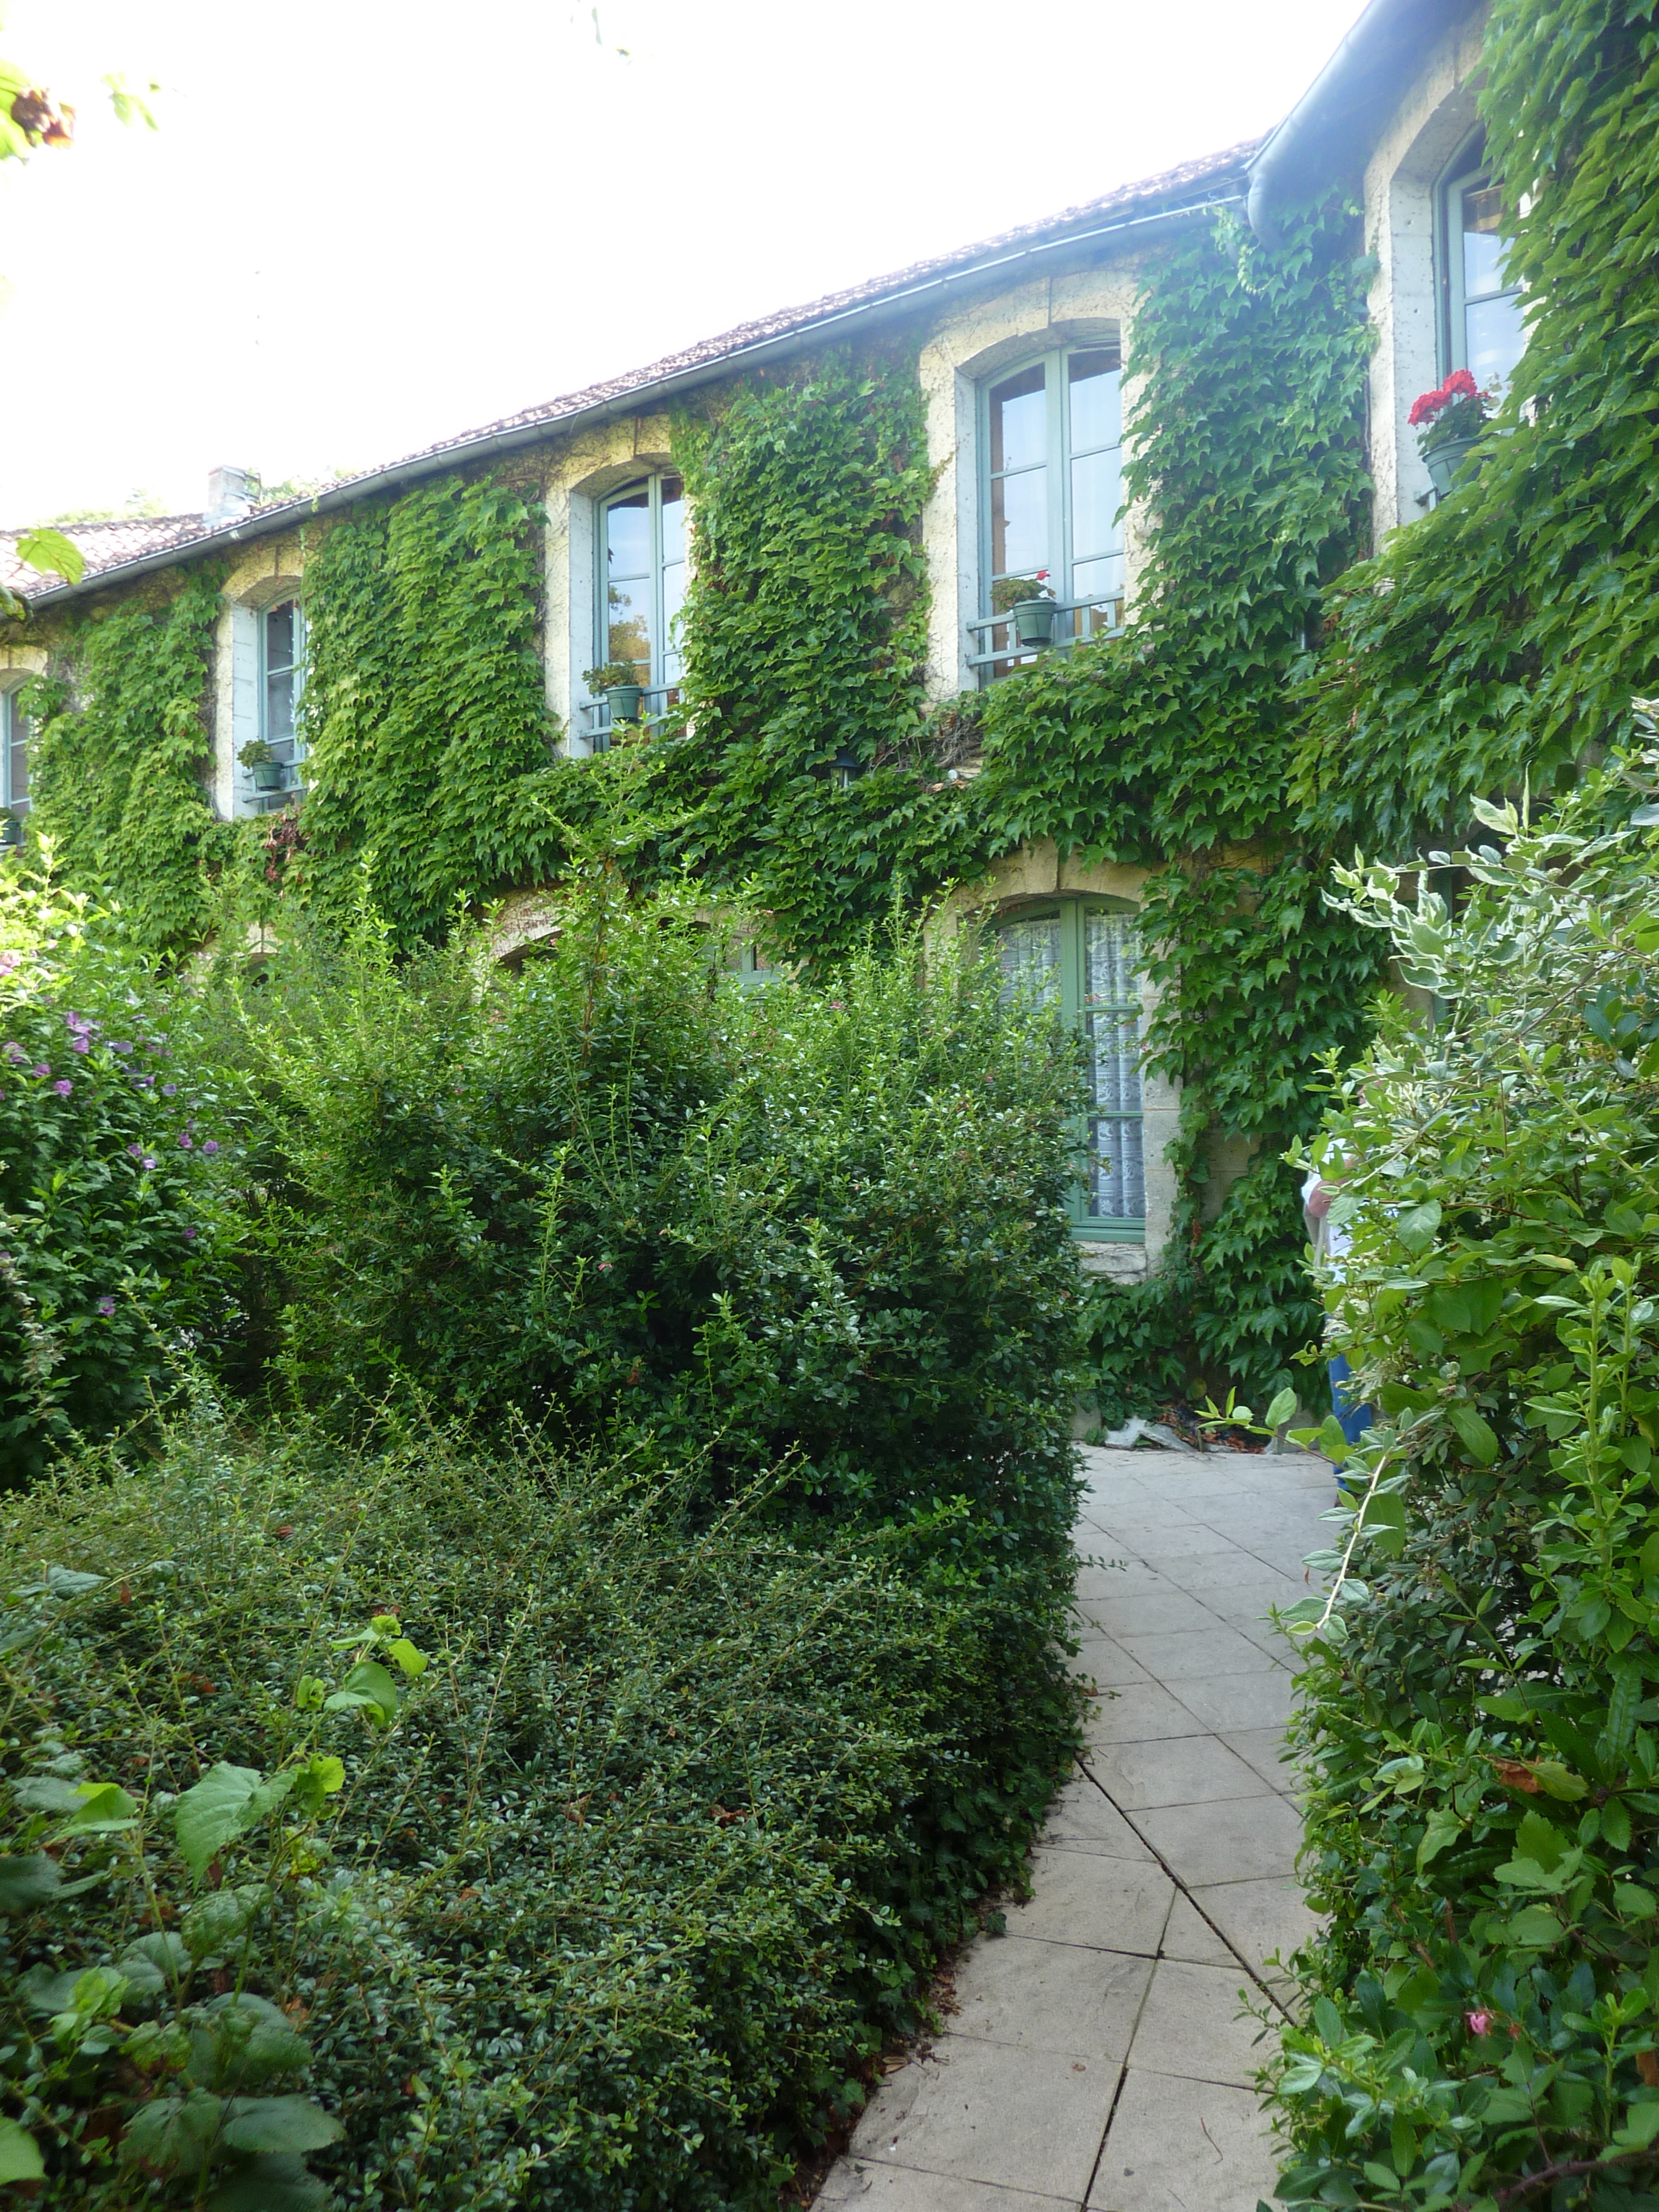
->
[541, 413, 676, 757]
[212, 545, 308, 820]
[933, 842, 1179, 1284]
[917, 265, 1145, 705]
[1361, 4, 1489, 545]
[0, 650, 44, 819]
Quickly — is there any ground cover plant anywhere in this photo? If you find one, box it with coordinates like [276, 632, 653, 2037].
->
[221, 875, 1085, 1544]
[1268, 743, 1659, 2208]
[0, 860, 240, 1483]
[0, 1403, 1079, 2209]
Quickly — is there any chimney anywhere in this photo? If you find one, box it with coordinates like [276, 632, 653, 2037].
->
[206, 464, 255, 524]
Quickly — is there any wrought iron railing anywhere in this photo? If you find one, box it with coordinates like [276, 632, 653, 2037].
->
[966, 594, 1126, 680]
[578, 686, 680, 750]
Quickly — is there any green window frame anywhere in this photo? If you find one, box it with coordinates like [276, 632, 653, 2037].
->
[1439, 140, 1525, 395]
[977, 343, 1125, 665]
[258, 599, 306, 787]
[596, 472, 687, 692]
[1, 688, 29, 817]
[993, 897, 1145, 1243]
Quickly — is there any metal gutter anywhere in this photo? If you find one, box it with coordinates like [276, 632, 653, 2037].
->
[25, 190, 1244, 611]
[1246, 0, 1476, 246]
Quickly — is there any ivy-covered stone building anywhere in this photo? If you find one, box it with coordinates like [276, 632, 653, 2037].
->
[4, 0, 1652, 1411]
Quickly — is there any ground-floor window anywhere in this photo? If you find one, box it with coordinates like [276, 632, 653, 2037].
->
[994, 898, 1144, 1242]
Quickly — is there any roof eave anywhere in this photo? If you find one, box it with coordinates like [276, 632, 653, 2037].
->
[1247, 0, 1481, 246]
[21, 186, 1245, 612]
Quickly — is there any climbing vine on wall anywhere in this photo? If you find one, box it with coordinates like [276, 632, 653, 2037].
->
[298, 474, 566, 943]
[613, 350, 971, 958]
[22, 575, 238, 951]
[1293, 0, 1659, 851]
[966, 199, 1384, 1407]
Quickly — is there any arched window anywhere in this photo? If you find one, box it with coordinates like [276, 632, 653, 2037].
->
[973, 344, 1124, 680]
[1439, 139, 1524, 395]
[995, 899, 1144, 1241]
[597, 472, 686, 692]
[252, 598, 305, 810]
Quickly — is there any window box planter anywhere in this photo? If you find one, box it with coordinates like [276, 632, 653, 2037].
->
[1424, 435, 1486, 498]
[250, 760, 286, 792]
[1011, 598, 1058, 648]
[0, 814, 22, 849]
[605, 683, 645, 725]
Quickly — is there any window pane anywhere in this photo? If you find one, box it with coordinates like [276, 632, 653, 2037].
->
[1071, 446, 1122, 566]
[1084, 910, 1139, 1010]
[1087, 1107, 1144, 1221]
[660, 477, 686, 567]
[1466, 289, 1526, 393]
[606, 490, 651, 580]
[264, 602, 295, 674]
[1461, 186, 1509, 298]
[1067, 350, 1122, 453]
[265, 670, 296, 756]
[996, 913, 1062, 1008]
[991, 466, 1048, 583]
[662, 555, 686, 685]
[607, 581, 652, 680]
[7, 703, 28, 809]
[990, 364, 1047, 474]
[1070, 554, 1124, 612]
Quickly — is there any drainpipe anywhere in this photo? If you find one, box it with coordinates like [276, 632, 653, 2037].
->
[1247, 0, 1478, 246]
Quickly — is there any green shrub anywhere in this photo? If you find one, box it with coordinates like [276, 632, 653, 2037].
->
[1269, 748, 1659, 2208]
[223, 878, 1085, 1549]
[0, 865, 240, 1480]
[0, 1405, 1079, 2208]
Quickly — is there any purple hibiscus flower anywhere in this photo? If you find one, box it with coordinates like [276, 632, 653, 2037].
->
[96, 1296, 116, 1316]
[52, 1079, 72, 1097]
[203, 1139, 220, 1155]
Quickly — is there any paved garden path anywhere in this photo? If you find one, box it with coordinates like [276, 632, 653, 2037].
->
[815, 1440, 1334, 2212]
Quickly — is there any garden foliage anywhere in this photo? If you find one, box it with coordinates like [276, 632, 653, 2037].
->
[1293, 0, 1659, 852]
[225, 874, 1084, 1544]
[1271, 750, 1659, 2208]
[0, 862, 236, 1482]
[0, 1406, 1078, 2207]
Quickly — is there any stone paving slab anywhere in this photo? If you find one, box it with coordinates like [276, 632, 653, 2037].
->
[813, 1443, 1332, 2212]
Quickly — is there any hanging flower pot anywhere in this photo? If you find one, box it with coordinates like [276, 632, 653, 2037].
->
[1424, 436, 1486, 497]
[606, 683, 645, 726]
[1011, 598, 1058, 648]
[251, 760, 286, 792]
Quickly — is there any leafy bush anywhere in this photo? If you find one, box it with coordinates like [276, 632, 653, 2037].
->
[0, 864, 239, 1480]
[0, 1404, 1079, 2208]
[223, 877, 1085, 1548]
[1269, 752, 1659, 2208]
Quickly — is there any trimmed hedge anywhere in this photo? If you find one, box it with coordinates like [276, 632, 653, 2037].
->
[0, 1408, 1079, 2207]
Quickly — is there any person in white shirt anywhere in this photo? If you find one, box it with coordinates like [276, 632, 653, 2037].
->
[1302, 1164, 1373, 1450]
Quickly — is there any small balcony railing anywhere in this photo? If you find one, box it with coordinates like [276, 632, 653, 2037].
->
[967, 594, 1126, 682]
[578, 685, 680, 751]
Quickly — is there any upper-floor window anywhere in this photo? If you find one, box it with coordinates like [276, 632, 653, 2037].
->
[260, 599, 306, 785]
[975, 346, 1124, 680]
[598, 473, 686, 692]
[994, 898, 1144, 1242]
[1, 689, 30, 822]
[1440, 145, 1524, 395]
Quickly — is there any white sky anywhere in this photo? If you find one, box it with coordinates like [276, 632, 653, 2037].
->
[0, 0, 1369, 526]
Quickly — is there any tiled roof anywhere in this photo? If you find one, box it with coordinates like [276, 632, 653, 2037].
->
[0, 512, 211, 596]
[5, 140, 1256, 607]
